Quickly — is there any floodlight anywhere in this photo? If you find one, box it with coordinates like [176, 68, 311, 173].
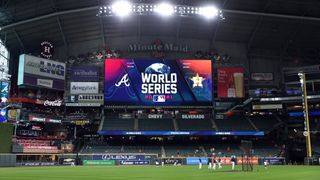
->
[111, 0, 132, 17]
[199, 6, 219, 19]
[154, 3, 174, 16]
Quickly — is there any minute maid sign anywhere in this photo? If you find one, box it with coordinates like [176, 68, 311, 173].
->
[18, 54, 66, 90]
[128, 39, 189, 58]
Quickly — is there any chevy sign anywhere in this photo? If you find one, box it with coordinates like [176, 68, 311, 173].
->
[17, 54, 65, 90]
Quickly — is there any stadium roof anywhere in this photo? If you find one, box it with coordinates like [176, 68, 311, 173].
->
[1, 0, 320, 57]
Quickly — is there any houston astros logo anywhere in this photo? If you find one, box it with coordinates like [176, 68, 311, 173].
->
[115, 73, 130, 87]
[190, 73, 205, 88]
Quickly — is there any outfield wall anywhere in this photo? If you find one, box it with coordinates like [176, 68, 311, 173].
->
[4, 154, 319, 167]
[0, 123, 14, 153]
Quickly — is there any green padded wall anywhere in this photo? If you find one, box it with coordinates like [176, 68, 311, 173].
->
[0, 123, 14, 153]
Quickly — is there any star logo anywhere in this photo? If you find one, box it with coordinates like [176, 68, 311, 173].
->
[190, 73, 205, 88]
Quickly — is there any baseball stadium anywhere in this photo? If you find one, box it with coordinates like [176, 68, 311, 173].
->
[0, 0, 319, 179]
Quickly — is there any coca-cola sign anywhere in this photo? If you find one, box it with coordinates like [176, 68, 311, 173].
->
[44, 100, 62, 106]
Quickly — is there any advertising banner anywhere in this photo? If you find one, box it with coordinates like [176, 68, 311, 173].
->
[28, 114, 61, 123]
[104, 59, 212, 106]
[93, 155, 146, 161]
[0, 81, 9, 104]
[237, 157, 259, 165]
[251, 73, 273, 81]
[0, 109, 7, 123]
[252, 104, 283, 110]
[178, 114, 211, 120]
[70, 66, 99, 81]
[23, 146, 58, 150]
[119, 113, 134, 119]
[262, 157, 285, 165]
[19, 162, 57, 166]
[119, 160, 150, 165]
[98, 131, 264, 136]
[186, 157, 208, 165]
[218, 157, 232, 165]
[59, 158, 76, 165]
[8, 109, 20, 121]
[83, 160, 115, 166]
[0, 81, 9, 123]
[161, 158, 183, 165]
[22, 148, 60, 153]
[0, 40, 10, 81]
[137, 113, 173, 119]
[70, 82, 99, 94]
[17, 54, 65, 90]
[217, 67, 244, 98]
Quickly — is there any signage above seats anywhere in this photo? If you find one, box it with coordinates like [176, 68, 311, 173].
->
[128, 39, 189, 58]
[70, 66, 100, 81]
[178, 114, 211, 119]
[137, 113, 173, 119]
[217, 67, 244, 98]
[17, 54, 65, 90]
[70, 82, 99, 94]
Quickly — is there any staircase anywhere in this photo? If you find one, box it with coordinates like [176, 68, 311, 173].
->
[98, 111, 105, 131]
[265, 121, 284, 134]
[134, 118, 139, 131]
[227, 97, 254, 112]
[210, 119, 218, 130]
[173, 118, 179, 131]
[200, 146, 207, 157]
[246, 116, 259, 131]
[273, 114, 283, 123]
[161, 145, 166, 157]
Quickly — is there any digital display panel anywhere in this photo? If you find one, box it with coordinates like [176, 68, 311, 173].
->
[104, 59, 212, 106]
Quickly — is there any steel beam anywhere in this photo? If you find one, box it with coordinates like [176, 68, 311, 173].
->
[56, 16, 68, 46]
[210, 0, 228, 47]
[99, 16, 106, 47]
[1, 6, 99, 30]
[2, 5, 320, 31]
[247, 0, 271, 50]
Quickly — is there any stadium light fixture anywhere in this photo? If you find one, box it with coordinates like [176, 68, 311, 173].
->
[154, 3, 174, 16]
[111, 0, 132, 17]
[199, 6, 219, 19]
[98, 2, 224, 20]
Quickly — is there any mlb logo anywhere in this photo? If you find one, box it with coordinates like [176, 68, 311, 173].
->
[153, 95, 166, 102]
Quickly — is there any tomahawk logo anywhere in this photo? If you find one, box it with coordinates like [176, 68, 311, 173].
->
[115, 73, 130, 87]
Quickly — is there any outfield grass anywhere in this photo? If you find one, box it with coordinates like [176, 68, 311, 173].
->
[0, 165, 319, 180]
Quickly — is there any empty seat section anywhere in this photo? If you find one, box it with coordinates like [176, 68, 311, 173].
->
[138, 118, 174, 131]
[177, 119, 213, 131]
[215, 115, 254, 131]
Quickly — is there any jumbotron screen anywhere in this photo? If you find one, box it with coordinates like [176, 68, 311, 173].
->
[104, 59, 212, 106]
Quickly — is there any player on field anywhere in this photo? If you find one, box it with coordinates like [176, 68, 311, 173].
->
[218, 157, 222, 169]
[199, 158, 202, 169]
[208, 157, 212, 169]
[231, 156, 236, 170]
[264, 159, 269, 169]
[212, 157, 217, 170]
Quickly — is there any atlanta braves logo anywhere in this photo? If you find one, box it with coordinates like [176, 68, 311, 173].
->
[115, 73, 130, 87]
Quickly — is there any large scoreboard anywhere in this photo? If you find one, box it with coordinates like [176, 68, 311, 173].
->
[104, 59, 212, 106]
